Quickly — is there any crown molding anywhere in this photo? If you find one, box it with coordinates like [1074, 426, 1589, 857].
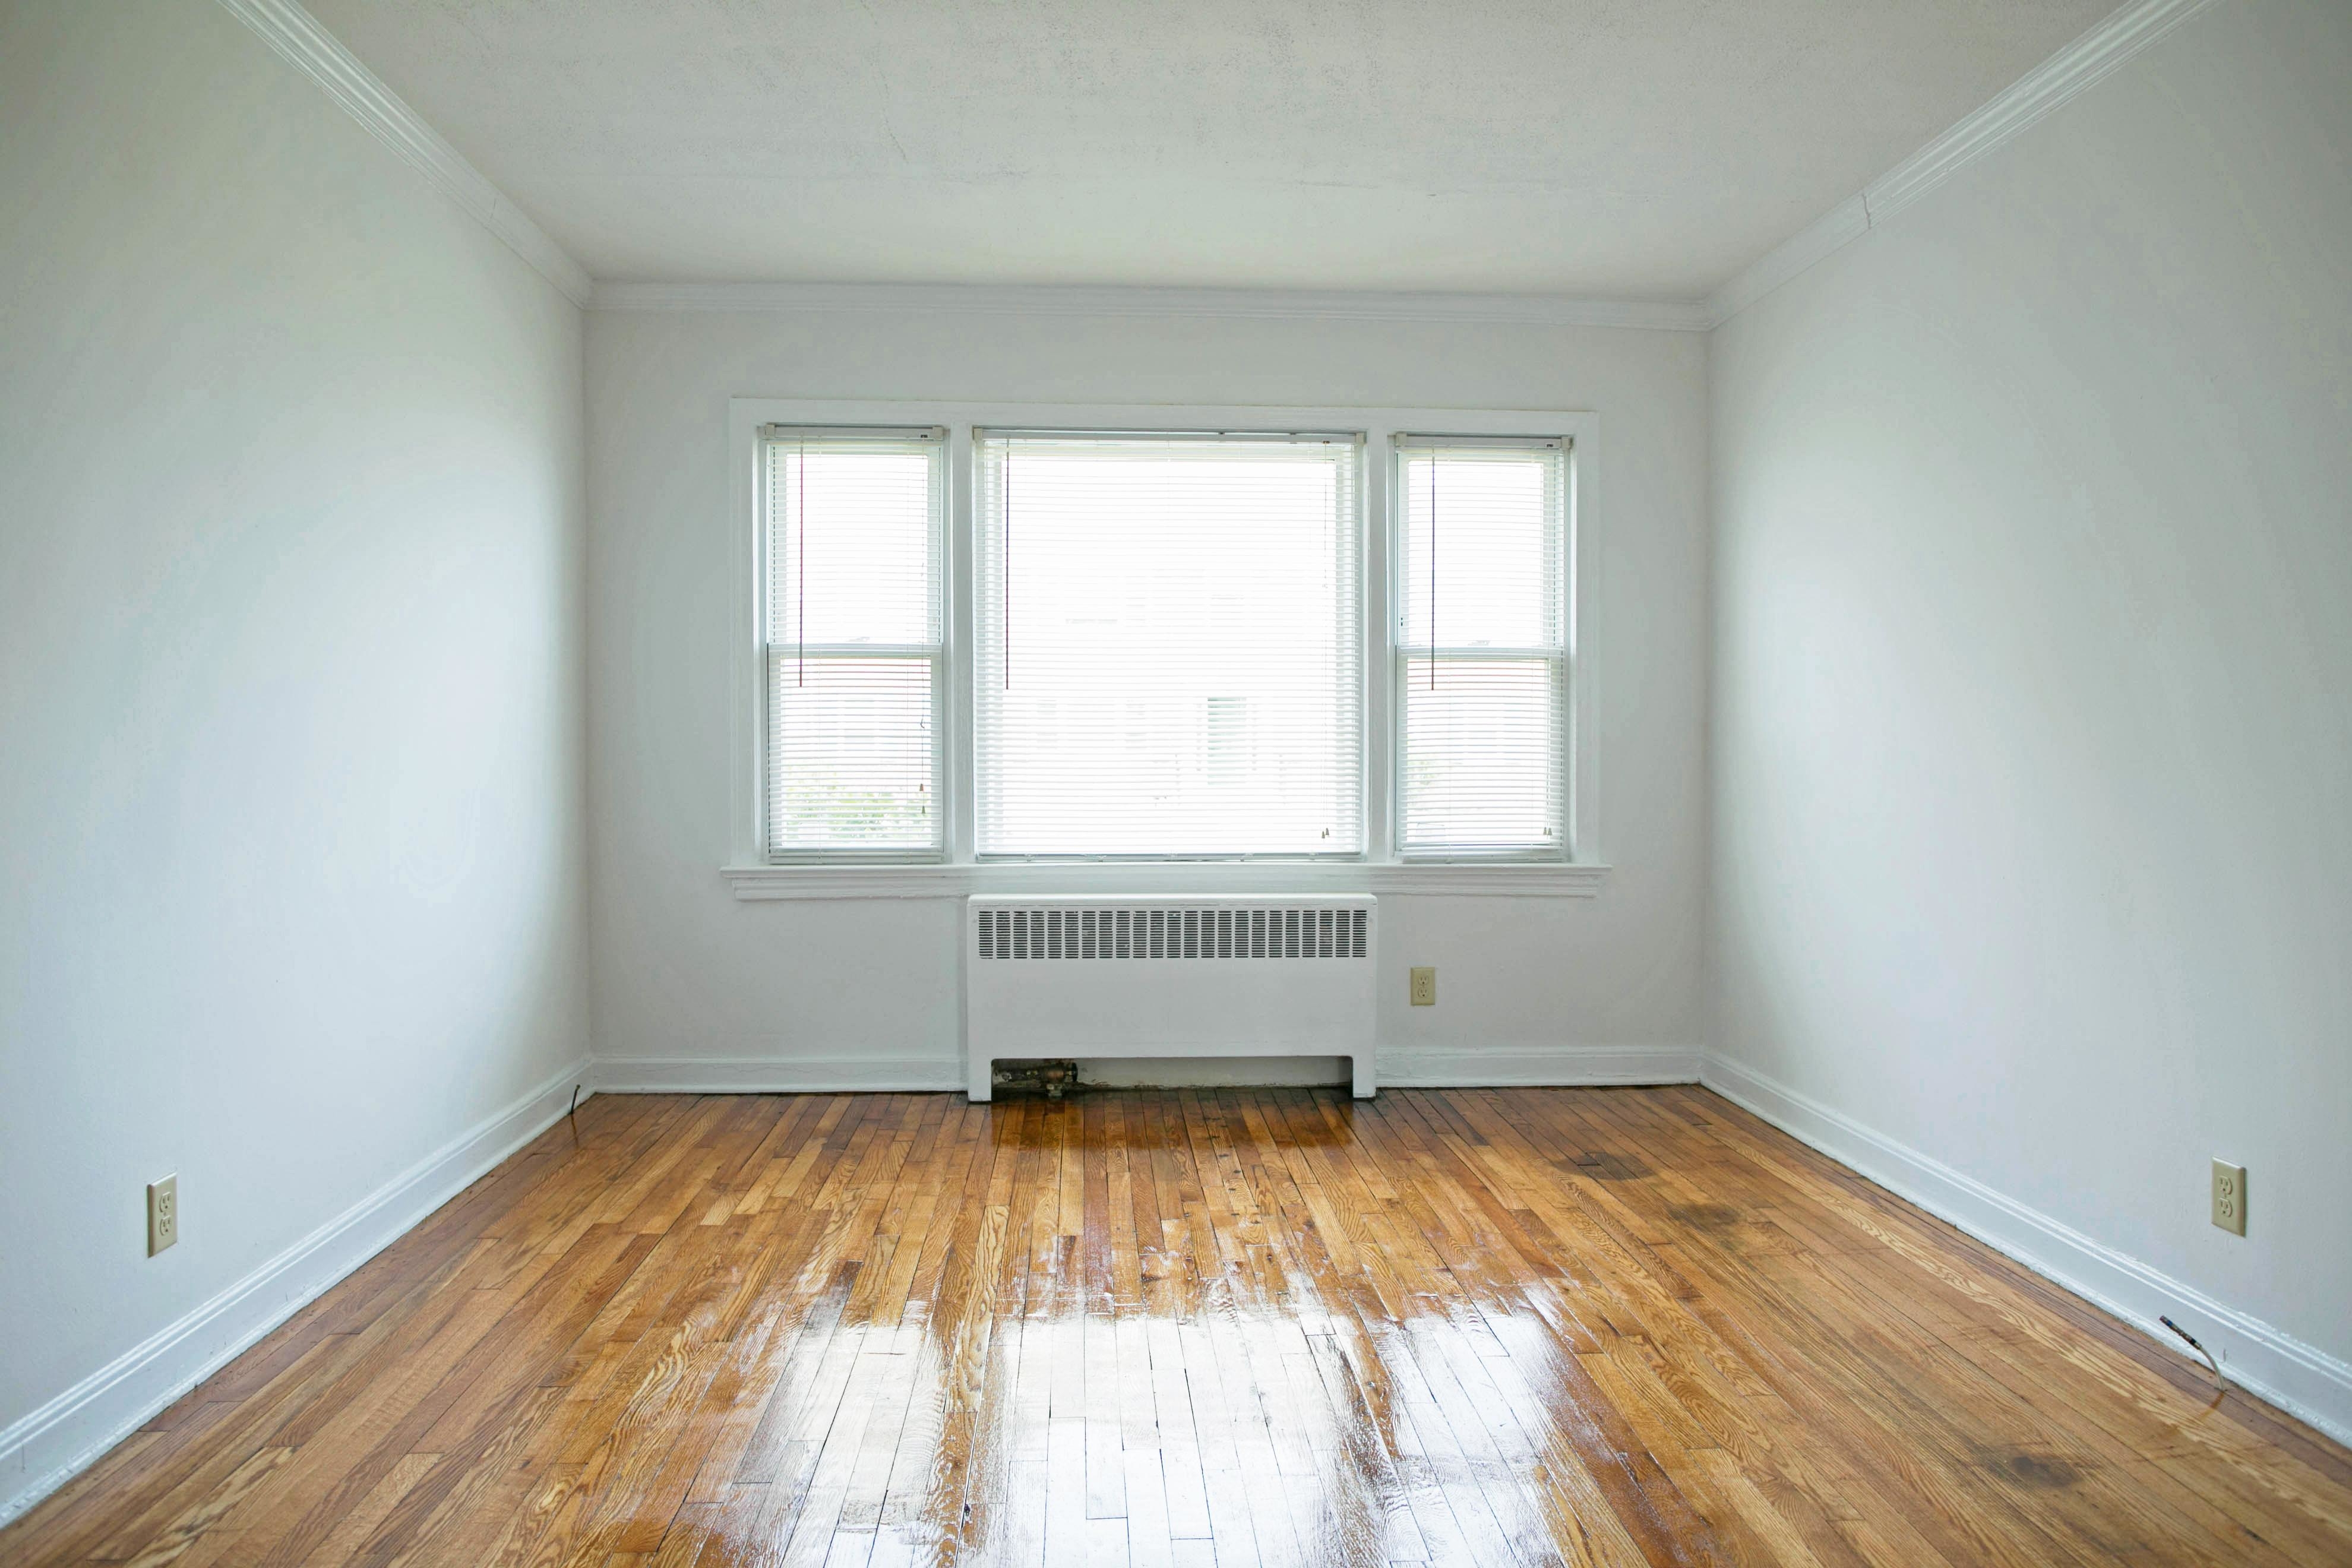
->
[590, 280, 1713, 332]
[1706, 194, 1872, 327]
[1861, 0, 2220, 227]
[213, 0, 592, 306]
[219, 0, 2221, 335]
[1706, 0, 2221, 327]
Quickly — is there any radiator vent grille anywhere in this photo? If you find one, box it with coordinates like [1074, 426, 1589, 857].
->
[975, 906, 1369, 961]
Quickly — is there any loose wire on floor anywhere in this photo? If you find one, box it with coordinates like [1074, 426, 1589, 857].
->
[2161, 1314, 2225, 1384]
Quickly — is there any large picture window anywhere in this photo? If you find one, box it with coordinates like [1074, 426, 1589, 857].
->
[973, 432, 1362, 858]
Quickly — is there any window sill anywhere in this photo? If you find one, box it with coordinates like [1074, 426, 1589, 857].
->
[720, 861, 1610, 901]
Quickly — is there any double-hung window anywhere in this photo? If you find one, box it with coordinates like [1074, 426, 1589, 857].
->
[1394, 437, 1570, 858]
[741, 406, 1586, 878]
[759, 426, 945, 857]
[973, 431, 1362, 858]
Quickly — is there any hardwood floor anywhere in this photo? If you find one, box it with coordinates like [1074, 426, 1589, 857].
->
[6, 1088, 2348, 1567]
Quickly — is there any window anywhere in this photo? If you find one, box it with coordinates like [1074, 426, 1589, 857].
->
[1395, 437, 1569, 858]
[973, 432, 1362, 858]
[760, 427, 944, 856]
[736, 404, 1591, 882]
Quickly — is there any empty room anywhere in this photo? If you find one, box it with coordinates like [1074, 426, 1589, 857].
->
[3, 0, 2348, 1562]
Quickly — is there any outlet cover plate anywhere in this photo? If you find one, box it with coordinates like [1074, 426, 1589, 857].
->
[2211, 1159, 2246, 1236]
[1409, 967, 1436, 1006]
[147, 1175, 178, 1260]
[148, 1174, 179, 1255]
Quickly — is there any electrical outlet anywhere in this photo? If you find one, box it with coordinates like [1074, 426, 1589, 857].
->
[147, 1175, 179, 1256]
[1409, 966, 1437, 1007]
[2211, 1160, 2246, 1236]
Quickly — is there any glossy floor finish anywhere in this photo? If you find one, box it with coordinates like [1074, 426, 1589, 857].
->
[7, 1089, 2350, 1567]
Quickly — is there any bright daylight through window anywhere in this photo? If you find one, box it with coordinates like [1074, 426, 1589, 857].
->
[756, 418, 1574, 867]
[762, 429, 944, 855]
[976, 432, 1361, 858]
[1396, 437, 1570, 857]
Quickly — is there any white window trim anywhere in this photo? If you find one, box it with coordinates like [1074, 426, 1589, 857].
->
[755, 425, 949, 862]
[724, 399, 1606, 899]
[1389, 431, 1577, 864]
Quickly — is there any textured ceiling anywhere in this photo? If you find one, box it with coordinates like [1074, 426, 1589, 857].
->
[304, 0, 2118, 297]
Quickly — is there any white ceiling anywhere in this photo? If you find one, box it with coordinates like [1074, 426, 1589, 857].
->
[304, 0, 2117, 299]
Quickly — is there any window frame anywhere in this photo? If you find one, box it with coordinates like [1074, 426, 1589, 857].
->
[754, 424, 949, 863]
[1389, 433, 1574, 864]
[970, 425, 1370, 864]
[725, 400, 1603, 897]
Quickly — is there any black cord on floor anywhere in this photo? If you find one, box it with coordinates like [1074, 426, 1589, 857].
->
[2161, 1315, 2224, 1384]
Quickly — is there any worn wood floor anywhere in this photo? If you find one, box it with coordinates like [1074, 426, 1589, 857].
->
[6, 1088, 2349, 1567]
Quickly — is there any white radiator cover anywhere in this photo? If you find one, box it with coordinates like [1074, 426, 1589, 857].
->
[964, 896, 1378, 1100]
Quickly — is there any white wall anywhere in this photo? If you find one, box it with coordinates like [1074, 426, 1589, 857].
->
[586, 308, 1710, 1085]
[1709, 0, 2351, 1430]
[0, 0, 589, 1505]
[25, 0, 2344, 1520]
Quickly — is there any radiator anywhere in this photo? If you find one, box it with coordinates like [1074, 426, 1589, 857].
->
[964, 896, 1378, 1101]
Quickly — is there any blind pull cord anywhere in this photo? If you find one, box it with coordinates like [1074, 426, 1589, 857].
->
[1428, 454, 1438, 689]
[1003, 446, 1012, 689]
[796, 439, 807, 687]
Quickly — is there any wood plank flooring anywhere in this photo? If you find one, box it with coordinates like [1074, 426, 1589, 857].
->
[5, 1086, 2348, 1567]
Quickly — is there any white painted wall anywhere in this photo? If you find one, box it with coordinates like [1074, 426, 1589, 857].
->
[0, 0, 589, 1501]
[1709, 0, 2350, 1423]
[586, 309, 1710, 1086]
[21, 0, 2344, 1518]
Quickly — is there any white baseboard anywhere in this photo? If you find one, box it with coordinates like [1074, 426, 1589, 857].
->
[1700, 1053, 2352, 1448]
[592, 1056, 962, 1094]
[0, 1057, 593, 1529]
[15, 1045, 2329, 1534]
[1381, 1043, 1701, 1088]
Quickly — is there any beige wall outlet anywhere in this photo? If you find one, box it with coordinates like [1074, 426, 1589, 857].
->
[147, 1174, 178, 1255]
[1409, 966, 1437, 1006]
[2211, 1159, 2246, 1236]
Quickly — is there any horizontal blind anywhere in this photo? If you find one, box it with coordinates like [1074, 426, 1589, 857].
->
[975, 432, 1362, 857]
[763, 428, 944, 855]
[1396, 437, 1569, 856]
